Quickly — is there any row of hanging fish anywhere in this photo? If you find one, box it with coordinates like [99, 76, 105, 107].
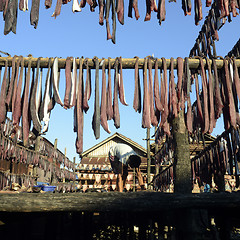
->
[191, 126, 240, 190]
[152, 165, 174, 192]
[0, 171, 34, 190]
[154, 56, 240, 145]
[0, 56, 131, 154]
[227, 37, 240, 58]
[2, 55, 240, 154]
[189, 0, 239, 59]
[0, 131, 74, 180]
[0, 117, 74, 169]
[1, 0, 237, 43]
[0, 121, 75, 183]
[154, 135, 174, 166]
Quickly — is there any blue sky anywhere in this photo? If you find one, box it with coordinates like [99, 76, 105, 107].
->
[1, 1, 240, 163]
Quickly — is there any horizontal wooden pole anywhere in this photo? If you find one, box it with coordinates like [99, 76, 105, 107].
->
[0, 192, 240, 212]
[0, 56, 237, 69]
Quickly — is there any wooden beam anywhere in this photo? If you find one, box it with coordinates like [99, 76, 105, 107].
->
[0, 192, 240, 213]
[0, 56, 236, 69]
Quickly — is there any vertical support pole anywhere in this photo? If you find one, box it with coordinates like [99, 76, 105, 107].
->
[133, 168, 136, 192]
[155, 127, 159, 176]
[54, 138, 58, 149]
[147, 128, 151, 189]
[50, 138, 58, 184]
[73, 157, 76, 192]
[63, 148, 67, 183]
[34, 136, 42, 184]
[172, 111, 192, 194]
[35, 135, 42, 152]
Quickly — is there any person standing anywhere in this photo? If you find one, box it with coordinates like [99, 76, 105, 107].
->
[108, 143, 145, 192]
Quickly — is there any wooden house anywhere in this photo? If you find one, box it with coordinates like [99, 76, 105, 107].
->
[76, 132, 150, 191]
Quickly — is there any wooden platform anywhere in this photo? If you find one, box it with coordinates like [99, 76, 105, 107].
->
[1, 191, 240, 213]
[1, 192, 240, 240]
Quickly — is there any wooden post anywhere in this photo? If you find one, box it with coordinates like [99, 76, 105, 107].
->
[50, 138, 58, 185]
[172, 111, 192, 194]
[33, 136, 42, 183]
[73, 157, 76, 192]
[154, 127, 159, 176]
[147, 128, 151, 189]
[63, 148, 67, 183]
[54, 138, 58, 149]
[34, 135, 42, 152]
[133, 168, 136, 192]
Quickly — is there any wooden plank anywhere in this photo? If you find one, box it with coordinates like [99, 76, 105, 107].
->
[0, 57, 236, 69]
[1, 192, 240, 213]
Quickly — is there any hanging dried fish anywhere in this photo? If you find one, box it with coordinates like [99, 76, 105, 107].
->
[194, 72, 204, 128]
[118, 56, 128, 106]
[30, 0, 40, 29]
[52, 0, 62, 18]
[206, 58, 214, 133]
[5, 55, 17, 111]
[45, 0, 52, 8]
[198, 57, 209, 134]
[92, 57, 100, 139]
[98, 0, 104, 24]
[223, 58, 236, 128]
[105, 0, 112, 39]
[100, 59, 111, 133]
[230, 0, 238, 17]
[194, 0, 202, 25]
[30, 57, 42, 133]
[170, 57, 178, 118]
[148, 57, 158, 127]
[40, 58, 52, 134]
[233, 58, 240, 100]
[70, 57, 78, 108]
[177, 57, 184, 112]
[83, 58, 92, 113]
[52, 57, 64, 107]
[113, 58, 120, 128]
[157, 0, 166, 25]
[133, 56, 141, 113]
[0, 60, 8, 123]
[220, 69, 231, 130]
[22, 58, 32, 146]
[117, 0, 124, 24]
[64, 56, 72, 109]
[128, 0, 140, 19]
[75, 57, 84, 154]
[11, 57, 20, 115]
[19, 0, 28, 11]
[142, 58, 151, 129]
[111, 0, 116, 44]
[12, 57, 24, 129]
[160, 57, 168, 127]
[182, 0, 191, 16]
[184, 59, 193, 134]
[106, 57, 113, 120]
[154, 58, 163, 113]
[72, 0, 81, 12]
[229, 59, 240, 125]
[4, 0, 18, 35]
[212, 59, 223, 120]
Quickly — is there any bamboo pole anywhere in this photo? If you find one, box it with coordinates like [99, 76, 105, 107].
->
[73, 157, 76, 193]
[0, 56, 236, 69]
[147, 128, 151, 190]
